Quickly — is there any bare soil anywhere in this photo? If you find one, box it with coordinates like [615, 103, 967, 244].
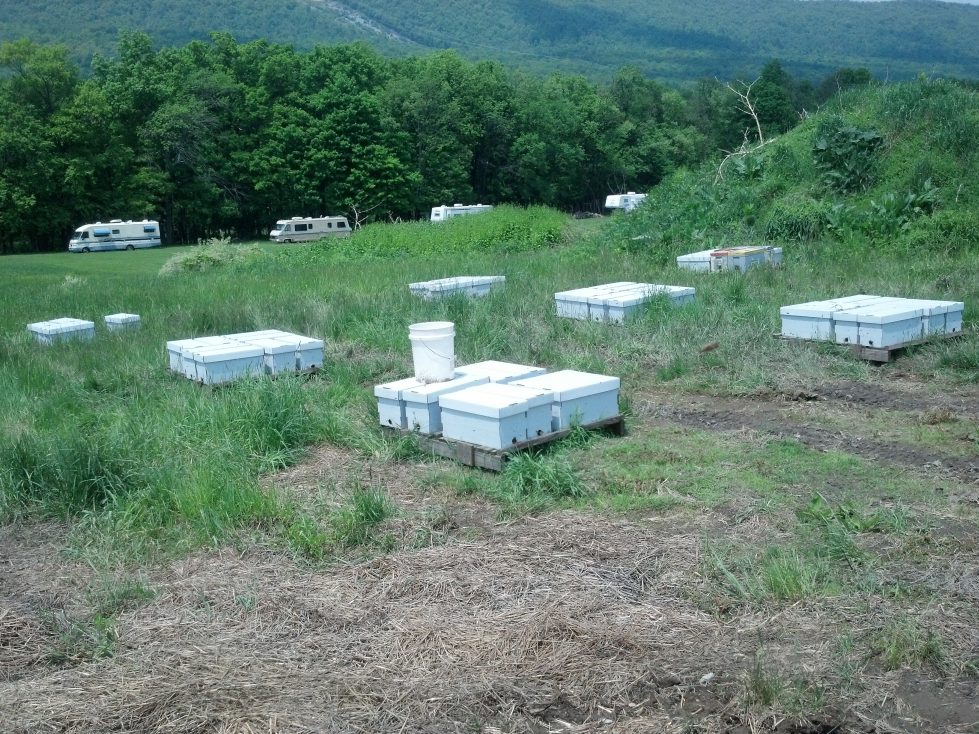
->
[2, 377, 977, 733]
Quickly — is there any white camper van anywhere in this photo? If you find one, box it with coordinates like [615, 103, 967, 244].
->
[604, 192, 647, 212]
[430, 204, 493, 222]
[68, 220, 161, 253]
[269, 215, 350, 243]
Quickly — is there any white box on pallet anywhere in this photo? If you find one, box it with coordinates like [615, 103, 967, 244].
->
[513, 369, 620, 431]
[439, 383, 555, 450]
[27, 318, 96, 345]
[912, 299, 965, 335]
[402, 374, 489, 434]
[555, 286, 599, 319]
[779, 295, 884, 341]
[454, 360, 547, 383]
[104, 313, 140, 331]
[374, 377, 427, 429]
[833, 300, 927, 348]
[188, 344, 265, 385]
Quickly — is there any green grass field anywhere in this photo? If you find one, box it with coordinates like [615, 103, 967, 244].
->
[2, 208, 978, 732]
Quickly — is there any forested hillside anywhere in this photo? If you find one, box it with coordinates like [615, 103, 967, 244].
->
[1, 0, 978, 82]
[2, 32, 850, 253]
[611, 77, 979, 267]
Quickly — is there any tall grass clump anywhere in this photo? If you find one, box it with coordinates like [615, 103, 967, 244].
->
[159, 238, 264, 275]
[279, 205, 567, 263]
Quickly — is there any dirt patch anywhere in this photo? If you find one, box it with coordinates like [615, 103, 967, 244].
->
[811, 380, 979, 422]
[636, 392, 979, 487]
[887, 672, 979, 733]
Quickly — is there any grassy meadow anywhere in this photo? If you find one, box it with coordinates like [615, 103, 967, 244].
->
[1, 207, 975, 549]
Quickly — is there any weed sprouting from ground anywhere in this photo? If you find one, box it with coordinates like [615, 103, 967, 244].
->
[872, 617, 947, 671]
[287, 485, 395, 560]
[499, 452, 588, 507]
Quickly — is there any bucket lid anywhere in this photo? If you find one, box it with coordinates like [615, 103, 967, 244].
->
[409, 321, 455, 335]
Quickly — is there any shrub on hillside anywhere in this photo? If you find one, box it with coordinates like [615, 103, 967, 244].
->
[898, 209, 979, 256]
[813, 115, 884, 193]
[765, 196, 830, 242]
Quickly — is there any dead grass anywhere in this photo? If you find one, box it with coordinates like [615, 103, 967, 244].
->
[3, 496, 977, 733]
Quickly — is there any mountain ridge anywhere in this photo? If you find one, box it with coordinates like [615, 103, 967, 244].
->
[1, 0, 978, 81]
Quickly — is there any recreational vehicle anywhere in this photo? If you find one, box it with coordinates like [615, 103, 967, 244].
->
[68, 220, 161, 252]
[604, 192, 647, 212]
[269, 216, 350, 243]
[430, 204, 493, 222]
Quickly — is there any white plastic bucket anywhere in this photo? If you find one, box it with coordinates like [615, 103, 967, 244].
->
[409, 321, 455, 382]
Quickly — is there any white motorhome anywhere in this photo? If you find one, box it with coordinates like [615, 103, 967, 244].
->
[68, 220, 161, 253]
[604, 192, 647, 212]
[269, 215, 350, 242]
[430, 204, 493, 222]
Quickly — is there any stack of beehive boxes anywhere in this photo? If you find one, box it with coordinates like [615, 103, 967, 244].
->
[27, 318, 96, 344]
[677, 246, 782, 272]
[555, 282, 694, 323]
[409, 276, 505, 299]
[375, 361, 620, 450]
[780, 294, 964, 348]
[166, 329, 324, 385]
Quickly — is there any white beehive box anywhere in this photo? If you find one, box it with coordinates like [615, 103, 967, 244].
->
[513, 370, 620, 431]
[833, 299, 935, 348]
[245, 337, 302, 374]
[176, 336, 236, 377]
[676, 249, 716, 272]
[911, 299, 965, 335]
[454, 360, 547, 383]
[557, 282, 695, 323]
[711, 246, 771, 272]
[554, 285, 598, 319]
[779, 295, 884, 341]
[439, 383, 554, 450]
[293, 335, 325, 370]
[187, 344, 265, 385]
[104, 313, 140, 331]
[27, 318, 96, 345]
[585, 282, 647, 322]
[374, 377, 427, 429]
[679, 246, 782, 273]
[401, 374, 489, 434]
[601, 284, 696, 323]
[409, 276, 505, 300]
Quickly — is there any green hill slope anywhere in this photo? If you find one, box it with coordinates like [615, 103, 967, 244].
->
[610, 78, 979, 262]
[1, 0, 978, 81]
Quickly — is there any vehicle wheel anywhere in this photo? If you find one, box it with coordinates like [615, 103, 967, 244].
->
[82, 247, 90, 253]
[126, 244, 135, 251]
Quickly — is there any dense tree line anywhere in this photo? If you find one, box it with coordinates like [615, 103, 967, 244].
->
[0, 34, 867, 252]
